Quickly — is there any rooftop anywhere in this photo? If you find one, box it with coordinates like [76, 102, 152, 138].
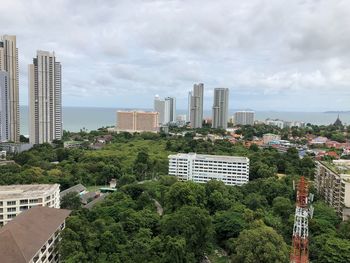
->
[320, 161, 350, 175]
[60, 184, 86, 198]
[0, 184, 59, 200]
[0, 206, 71, 263]
[169, 153, 249, 162]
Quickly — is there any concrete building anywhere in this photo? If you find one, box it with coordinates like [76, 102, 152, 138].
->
[164, 97, 176, 124]
[189, 83, 204, 128]
[212, 88, 229, 129]
[315, 161, 350, 220]
[154, 95, 165, 125]
[117, 110, 159, 133]
[29, 51, 62, 144]
[0, 206, 71, 263]
[0, 142, 33, 154]
[234, 111, 255, 126]
[0, 35, 20, 142]
[263, 133, 281, 144]
[168, 153, 249, 186]
[0, 184, 60, 226]
[0, 71, 9, 142]
[265, 119, 284, 129]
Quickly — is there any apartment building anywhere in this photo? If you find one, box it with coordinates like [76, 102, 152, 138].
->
[116, 111, 159, 133]
[0, 184, 60, 226]
[263, 133, 281, 144]
[234, 111, 255, 126]
[212, 88, 229, 129]
[29, 51, 62, 144]
[189, 83, 204, 128]
[168, 153, 249, 186]
[0, 206, 71, 263]
[315, 161, 350, 220]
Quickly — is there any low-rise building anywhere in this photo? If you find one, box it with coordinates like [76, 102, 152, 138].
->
[315, 161, 350, 220]
[0, 206, 71, 263]
[116, 110, 159, 133]
[263, 133, 281, 144]
[0, 184, 60, 226]
[168, 153, 249, 186]
[0, 142, 33, 154]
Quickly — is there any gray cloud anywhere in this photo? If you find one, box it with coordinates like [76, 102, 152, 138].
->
[0, 0, 349, 111]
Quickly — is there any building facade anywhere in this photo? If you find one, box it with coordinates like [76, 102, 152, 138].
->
[117, 111, 159, 133]
[0, 184, 60, 226]
[234, 111, 255, 126]
[168, 153, 249, 186]
[0, 35, 20, 142]
[315, 161, 350, 220]
[263, 133, 281, 144]
[29, 51, 62, 144]
[189, 83, 204, 128]
[164, 97, 176, 124]
[212, 88, 229, 129]
[0, 206, 71, 263]
[0, 71, 9, 142]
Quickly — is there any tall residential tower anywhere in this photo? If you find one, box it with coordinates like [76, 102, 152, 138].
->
[212, 88, 229, 129]
[0, 35, 20, 142]
[189, 83, 204, 128]
[29, 51, 62, 144]
[164, 97, 176, 124]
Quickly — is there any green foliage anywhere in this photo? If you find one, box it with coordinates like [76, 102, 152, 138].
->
[61, 192, 82, 210]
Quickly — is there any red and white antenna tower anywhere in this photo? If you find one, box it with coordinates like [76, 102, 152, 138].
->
[290, 176, 313, 263]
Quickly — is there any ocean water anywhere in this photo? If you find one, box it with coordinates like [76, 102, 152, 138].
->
[19, 106, 350, 135]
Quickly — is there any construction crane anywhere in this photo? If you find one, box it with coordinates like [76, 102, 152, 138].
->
[290, 176, 314, 263]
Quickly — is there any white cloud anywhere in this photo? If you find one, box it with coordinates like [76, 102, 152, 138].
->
[0, 0, 349, 111]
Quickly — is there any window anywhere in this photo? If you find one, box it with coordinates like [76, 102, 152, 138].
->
[20, 199, 28, 205]
[7, 201, 16, 206]
[7, 207, 16, 212]
[0, 201, 2, 206]
[7, 214, 16, 219]
[29, 199, 38, 204]
[20, 206, 28, 211]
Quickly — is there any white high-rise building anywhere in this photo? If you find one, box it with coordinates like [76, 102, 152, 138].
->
[168, 153, 249, 186]
[189, 83, 204, 128]
[154, 95, 165, 125]
[212, 88, 229, 129]
[0, 71, 9, 142]
[0, 35, 20, 142]
[234, 111, 255, 126]
[29, 51, 62, 144]
[164, 97, 176, 124]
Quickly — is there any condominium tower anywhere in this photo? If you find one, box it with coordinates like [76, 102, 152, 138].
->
[189, 83, 204, 128]
[0, 35, 20, 142]
[0, 71, 9, 142]
[117, 110, 159, 133]
[29, 51, 62, 144]
[154, 95, 165, 124]
[164, 97, 176, 124]
[212, 88, 229, 129]
[234, 111, 255, 126]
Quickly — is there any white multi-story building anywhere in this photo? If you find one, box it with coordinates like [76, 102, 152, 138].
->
[168, 153, 249, 186]
[234, 111, 255, 126]
[0, 206, 71, 263]
[154, 95, 165, 125]
[189, 83, 204, 128]
[29, 51, 62, 144]
[164, 97, 176, 124]
[265, 119, 284, 129]
[0, 184, 60, 226]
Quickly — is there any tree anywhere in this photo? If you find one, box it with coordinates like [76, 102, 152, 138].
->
[61, 192, 82, 210]
[232, 225, 289, 263]
[272, 197, 294, 220]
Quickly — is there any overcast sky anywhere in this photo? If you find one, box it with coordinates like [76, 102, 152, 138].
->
[1, 0, 350, 111]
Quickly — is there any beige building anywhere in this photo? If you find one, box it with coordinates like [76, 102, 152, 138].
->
[116, 111, 159, 133]
[0, 184, 60, 226]
[315, 161, 350, 220]
[0, 35, 20, 142]
[0, 206, 70, 263]
[29, 51, 62, 144]
[212, 88, 229, 129]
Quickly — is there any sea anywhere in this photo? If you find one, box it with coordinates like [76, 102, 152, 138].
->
[19, 106, 350, 135]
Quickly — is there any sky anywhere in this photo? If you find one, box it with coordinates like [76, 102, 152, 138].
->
[1, 0, 350, 111]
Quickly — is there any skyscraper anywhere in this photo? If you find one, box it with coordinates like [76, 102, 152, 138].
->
[212, 88, 229, 129]
[190, 83, 204, 128]
[164, 97, 176, 123]
[0, 71, 9, 142]
[29, 51, 62, 144]
[234, 111, 255, 126]
[0, 35, 20, 142]
[154, 95, 165, 125]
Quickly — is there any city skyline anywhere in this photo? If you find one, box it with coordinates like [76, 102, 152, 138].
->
[1, 1, 350, 111]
